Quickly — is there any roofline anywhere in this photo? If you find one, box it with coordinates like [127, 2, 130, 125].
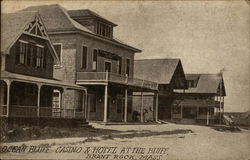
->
[48, 29, 142, 53]
[68, 9, 118, 26]
[134, 58, 181, 61]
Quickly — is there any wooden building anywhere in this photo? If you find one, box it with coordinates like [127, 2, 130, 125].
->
[22, 5, 158, 123]
[0, 11, 87, 126]
[173, 74, 226, 124]
[133, 59, 186, 122]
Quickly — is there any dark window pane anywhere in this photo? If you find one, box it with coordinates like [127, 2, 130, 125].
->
[53, 44, 61, 62]
[82, 46, 87, 69]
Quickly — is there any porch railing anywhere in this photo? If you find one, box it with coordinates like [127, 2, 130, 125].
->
[1, 105, 84, 119]
[77, 72, 158, 90]
[174, 99, 216, 107]
[197, 114, 219, 120]
[10, 105, 37, 117]
[0, 105, 7, 116]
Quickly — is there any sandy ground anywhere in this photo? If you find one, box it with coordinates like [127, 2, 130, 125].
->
[1, 123, 250, 160]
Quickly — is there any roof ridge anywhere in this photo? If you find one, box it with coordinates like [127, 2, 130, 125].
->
[135, 58, 181, 61]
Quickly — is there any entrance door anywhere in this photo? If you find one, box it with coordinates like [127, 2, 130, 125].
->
[105, 61, 111, 72]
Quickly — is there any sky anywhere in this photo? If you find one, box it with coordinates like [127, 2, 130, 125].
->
[1, 0, 250, 112]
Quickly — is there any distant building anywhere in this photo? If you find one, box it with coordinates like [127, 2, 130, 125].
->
[174, 74, 226, 124]
[133, 59, 186, 122]
[0, 11, 86, 126]
[22, 4, 158, 123]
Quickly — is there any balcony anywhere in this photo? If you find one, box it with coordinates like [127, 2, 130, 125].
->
[76, 72, 158, 90]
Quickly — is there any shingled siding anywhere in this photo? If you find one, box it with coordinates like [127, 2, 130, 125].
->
[50, 34, 78, 111]
[5, 34, 54, 79]
[75, 34, 135, 77]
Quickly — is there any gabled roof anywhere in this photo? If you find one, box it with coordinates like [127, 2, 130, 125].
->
[68, 9, 117, 26]
[21, 4, 91, 33]
[1, 11, 36, 53]
[1, 11, 59, 64]
[21, 4, 141, 53]
[175, 73, 226, 96]
[134, 58, 185, 85]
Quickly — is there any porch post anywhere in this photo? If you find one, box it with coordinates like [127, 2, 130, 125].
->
[61, 88, 65, 118]
[85, 93, 88, 120]
[5, 80, 12, 117]
[206, 107, 210, 125]
[140, 91, 144, 123]
[196, 106, 199, 120]
[103, 70, 109, 123]
[104, 84, 108, 123]
[124, 87, 128, 122]
[180, 105, 183, 120]
[219, 95, 222, 124]
[155, 92, 158, 122]
[37, 84, 42, 117]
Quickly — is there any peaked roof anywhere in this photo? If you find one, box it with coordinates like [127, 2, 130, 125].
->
[1, 11, 60, 64]
[21, 4, 141, 52]
[21, 4, 91, 33]
[1, 11, 36, 53]
[175, 73, 226, 96]
[68, 9, 117, 26]
[134, 58, 185, 85]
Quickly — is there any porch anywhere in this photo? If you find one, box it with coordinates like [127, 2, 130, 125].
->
[0, 71, 87, 120]
[171, 99, 223, 124]
[77, 71, 159, 123]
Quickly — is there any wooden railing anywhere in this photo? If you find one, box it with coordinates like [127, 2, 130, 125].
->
[197, 114, 219, 120]
[0, 105, 7, 116]
[215, 101, 224, 108]
[172, 114, 182, 119]
[1, 105, 84, 119]
[175, 99, 216, 107]
[10, 105, 37, 117]
[77, 72, 158, 90]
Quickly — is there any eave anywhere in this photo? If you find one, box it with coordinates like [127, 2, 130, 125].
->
[48, 29, 142, 53]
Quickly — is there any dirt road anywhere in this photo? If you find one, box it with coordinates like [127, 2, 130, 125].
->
[1, 123, 249, 160]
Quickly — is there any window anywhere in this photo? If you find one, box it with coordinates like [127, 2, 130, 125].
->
[81, 46, 88, 69]
[18, 41, 28, 64]
[126, 59, 130, 76]
[53, 44, 62, 63]
[36, 46, 44, 68]
[117, 57, 122, 75]
[26, 44, 32, 66]
[188, 80, 195, 88]
[96, 22, 112, 38]
[92, 49, 98, 71]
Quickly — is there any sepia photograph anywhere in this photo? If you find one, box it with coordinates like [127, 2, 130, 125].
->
[0, 0, 249, 159]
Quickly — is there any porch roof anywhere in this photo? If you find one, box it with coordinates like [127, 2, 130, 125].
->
[1, 71, 86, 91]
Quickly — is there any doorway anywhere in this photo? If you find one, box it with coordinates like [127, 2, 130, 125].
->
[105, 61, 111, 72]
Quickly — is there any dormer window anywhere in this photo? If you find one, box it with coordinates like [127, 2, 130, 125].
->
[188, 80, 196, 88]
[96, 22, 112, 38]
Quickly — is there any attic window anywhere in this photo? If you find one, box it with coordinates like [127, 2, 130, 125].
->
[188, 80, 195, 88]
[96, 22, 112, 38]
